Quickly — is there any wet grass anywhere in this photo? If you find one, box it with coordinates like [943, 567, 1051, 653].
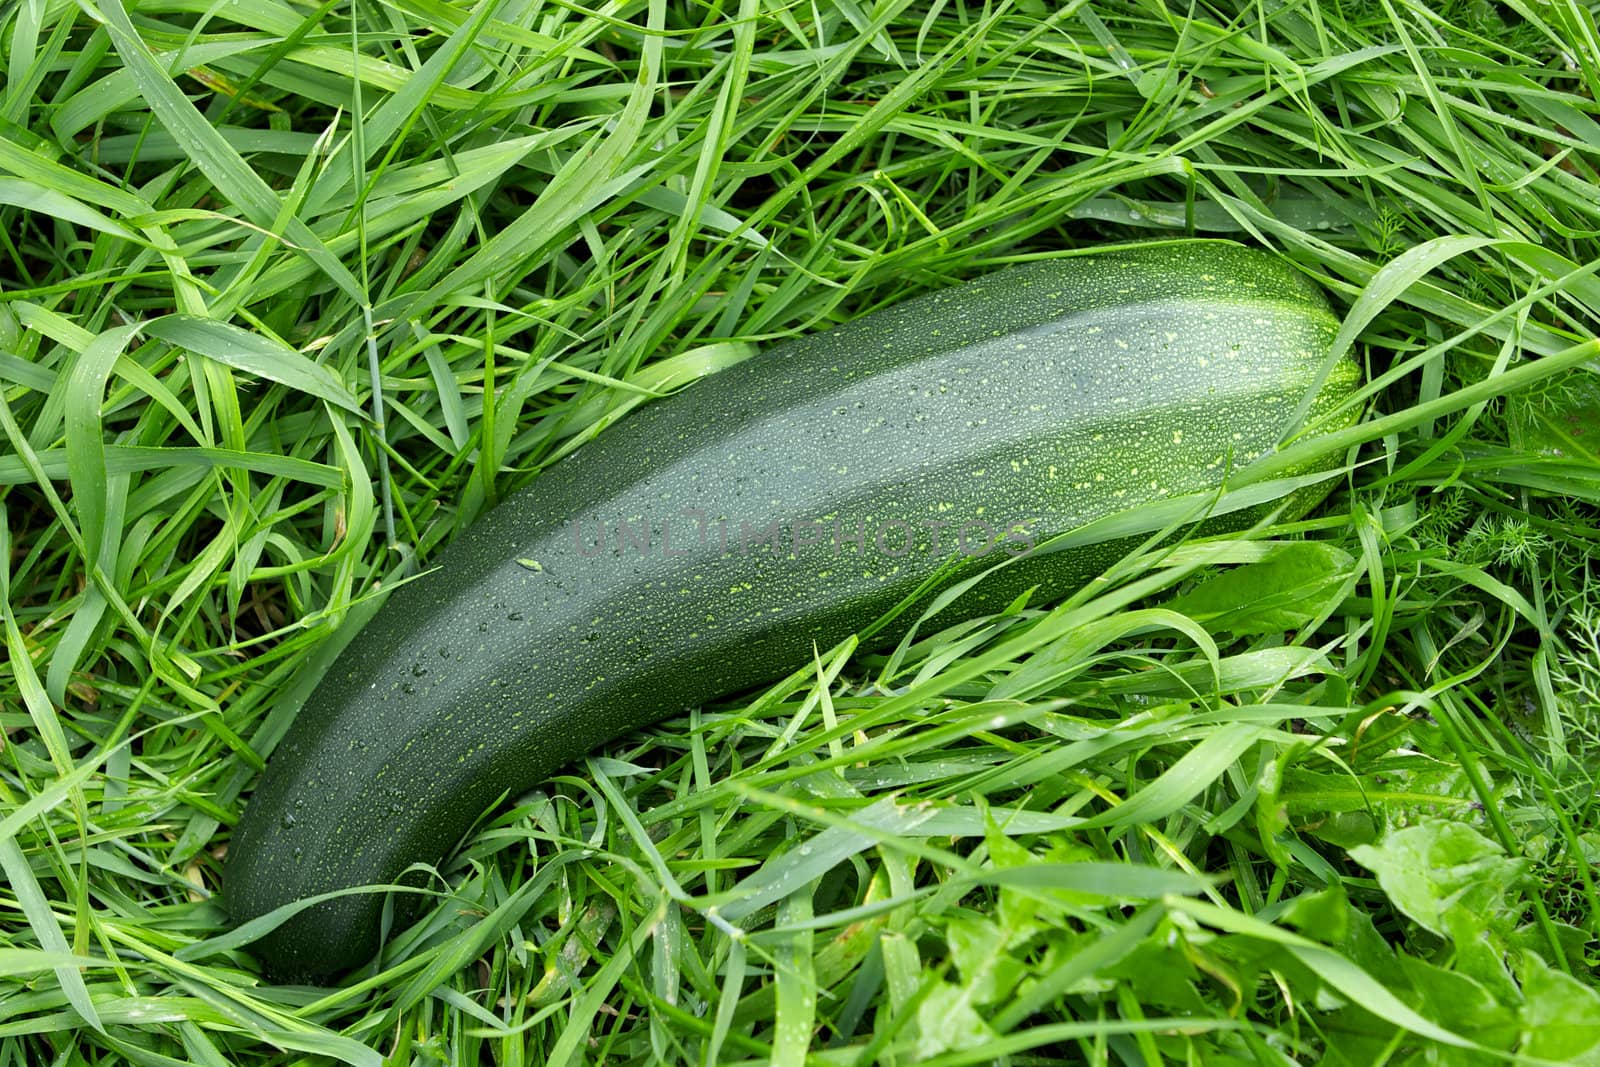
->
[3, 0, 1600, 1062]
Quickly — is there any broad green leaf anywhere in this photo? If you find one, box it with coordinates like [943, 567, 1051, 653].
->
[1396, 955, 1519, 1050]
[1274, 885, 1351, 946]
[1349, 821, 1523, 940]
[1166, 542, 1356, 636]
[1520, 953, 1600, 1065]
[993, 906, 1165, 1031]
[1513, 369, 1600, 465]
[916, 983, 995, 1059]
[945, 917, 1026, 1006]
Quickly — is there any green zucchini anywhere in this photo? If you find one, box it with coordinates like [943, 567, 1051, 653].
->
[226, 240, 1359, 978]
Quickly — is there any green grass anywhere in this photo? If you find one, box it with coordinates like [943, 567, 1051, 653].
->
[3, 0, 1600, 1062]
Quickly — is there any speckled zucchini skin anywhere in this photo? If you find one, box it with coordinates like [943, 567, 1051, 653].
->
[226, 240, 1359, 978]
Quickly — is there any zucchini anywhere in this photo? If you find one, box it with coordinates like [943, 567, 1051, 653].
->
[226, 240, 1359, 977]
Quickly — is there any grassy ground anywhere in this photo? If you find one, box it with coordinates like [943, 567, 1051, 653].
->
[4, 0, 1600, 1062]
